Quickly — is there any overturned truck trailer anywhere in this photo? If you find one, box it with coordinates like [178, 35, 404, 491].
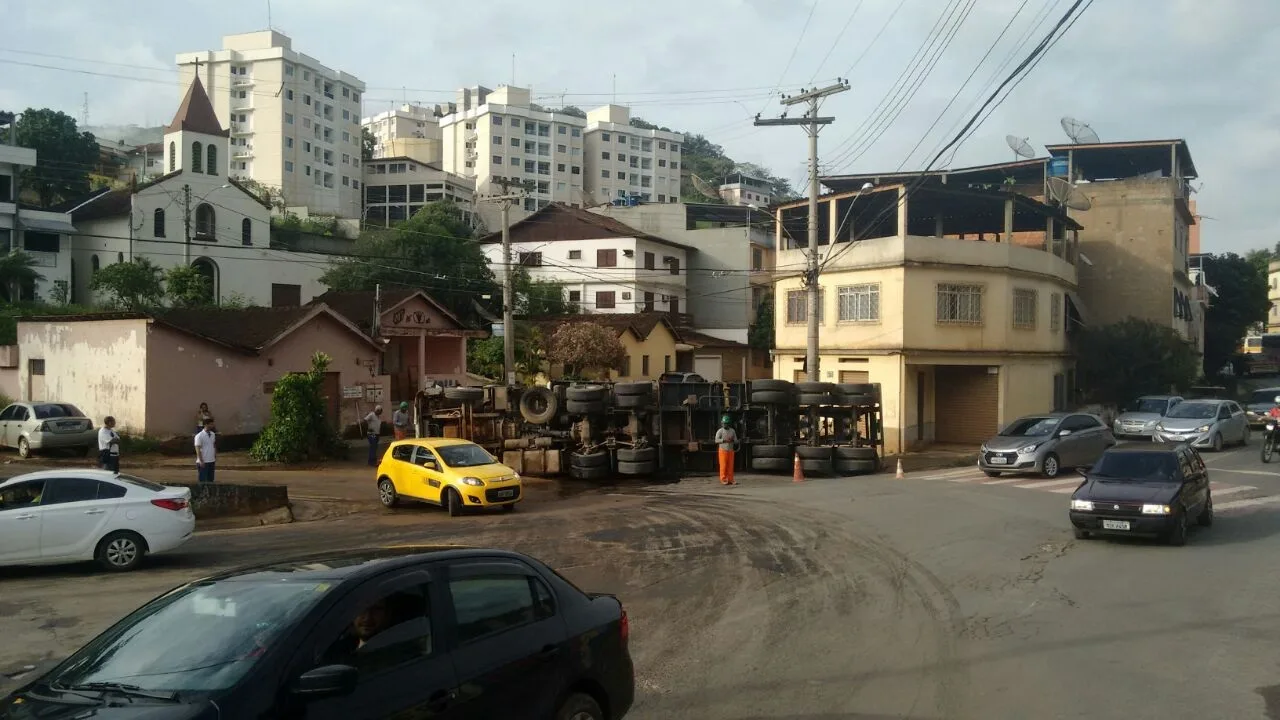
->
[412, 378, 885, 480]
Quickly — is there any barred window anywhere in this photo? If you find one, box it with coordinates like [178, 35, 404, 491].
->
[785, 289, 824, 324]
[837, 284, 880, 322]
[1050, 293, 1062, 332]
[936, 284, 983, 324]
[1012, 289, 1038, 329]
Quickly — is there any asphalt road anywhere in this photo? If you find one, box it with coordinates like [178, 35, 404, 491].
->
[5, 441, 1280, 719]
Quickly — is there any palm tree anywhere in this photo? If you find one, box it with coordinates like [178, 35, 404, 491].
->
[0, 251, 45, 303]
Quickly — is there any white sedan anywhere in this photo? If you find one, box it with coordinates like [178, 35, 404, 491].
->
[0, 470, 195, 571]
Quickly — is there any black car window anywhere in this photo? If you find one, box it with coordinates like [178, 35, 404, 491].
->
[449, 574, 550, 644]
[412, 446, 438, 468]
[1092, 452, 1177, 482]
[97, 481, 127, 499]
[12, 406, 29, 422]
[1062, 416, 1091, 431]
[0, 405, 16, 421]
[320, 586, 434, 676]
[42, 477, 101, 505]
[390, 444, 414, 463]
[33, 403, 85, 419]
[0, 480, 45, 510]
[1217, 405, 1231, 420]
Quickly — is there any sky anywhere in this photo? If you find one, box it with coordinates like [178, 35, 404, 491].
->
[2, 0, 1276, 255]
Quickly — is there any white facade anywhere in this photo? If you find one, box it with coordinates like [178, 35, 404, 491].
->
[176, 31, 366, 219]
[482, 236, 689, 315]
[718, 174, 773, 206]
[362, 157, 475, 227]
[440, 86, 590, 212]
[0, 144, 76, 303]
[363, 104, 443, 165]
[583, 105, 684, 206]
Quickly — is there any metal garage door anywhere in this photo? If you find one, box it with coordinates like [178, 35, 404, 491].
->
[839, 370, 869, 384]
[934, 366, 999, 445]
[694, 355, 723, 382]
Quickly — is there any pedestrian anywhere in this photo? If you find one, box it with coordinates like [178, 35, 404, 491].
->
[195, 402, 213, 434]
[195, 417, 217, 484]
[392, 401, 411, 441]
[98, 416, 120, 473]
[364, 405, 384, 467]
[715, 414, 738, 486]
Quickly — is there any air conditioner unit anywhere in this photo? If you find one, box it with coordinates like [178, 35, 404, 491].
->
[622, 292, 632, 300]
[622, 249, 635, 257]
[663, 255, 676, 264]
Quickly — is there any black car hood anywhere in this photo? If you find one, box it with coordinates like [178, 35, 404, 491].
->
[1081, 479, 1178, 503]
[0, 694, 215, 719]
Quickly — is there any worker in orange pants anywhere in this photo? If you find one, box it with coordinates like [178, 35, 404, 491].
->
[715, 414, 738, 485]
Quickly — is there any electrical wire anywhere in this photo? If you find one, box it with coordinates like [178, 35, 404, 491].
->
[757, 0, 821, 115]
[810, 0, 866, 83]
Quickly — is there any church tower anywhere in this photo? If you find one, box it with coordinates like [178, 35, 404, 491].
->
[162, 75, 230, 177]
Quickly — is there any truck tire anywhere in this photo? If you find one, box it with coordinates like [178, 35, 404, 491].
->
[518, 387, 559, 424]
[615, 393, 653, 409]
[795, 381, 836, 394]
[838, 393, 874, 407]
[570, 451, 609, 468]
[800, 458, 832, 474]
[569, 464, 609, 481]
[444, 386, 484, 403]
[566, 384, 606, 402]
[834, 446, 878, 461]
[617, 460, 656, 475]
[613, 381, 653, 396]
[751, 444, 792, 459]
[616, 447, 657, 463]
[797, 392, 834, 406]
[794, 445, 833, 460]
[751, 457, 792, 472]
[835, 458, 878, 475]
[750, 379, 795, 393]
[566, 400, 605, 415]
[750, 390, 794, 405]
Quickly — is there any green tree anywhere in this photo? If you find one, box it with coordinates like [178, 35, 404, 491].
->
[0, 251, 45, 303]
[547, 321, 625, 379]
[13, 109, 99, 208]
[89, 257, 165, 309]
[321, 202, 493, 322]
[1202, 252, 1270, 376]
[362, 127, 377, 160]
[748, 292, 774, 352]
[164, 265, 213, 308]
[1076, 318, 1200, 408]
[511, 266, 577, 316]
[735, 161, 798, 202]
[250, 352, 346, 462]
[552, 106, 587, 118]
[467, 326, 547, 383]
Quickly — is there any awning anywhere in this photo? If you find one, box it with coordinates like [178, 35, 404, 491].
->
[1065, 290, 1089, 325]
[18, 214, 77, 234]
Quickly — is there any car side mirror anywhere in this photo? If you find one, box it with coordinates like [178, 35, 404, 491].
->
[293, 664, 358, 700]
[1057, 429, 1072, 437]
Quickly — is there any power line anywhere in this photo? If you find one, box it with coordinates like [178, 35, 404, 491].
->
[757, 1, 821, 115]
[810, 0, 866, 83]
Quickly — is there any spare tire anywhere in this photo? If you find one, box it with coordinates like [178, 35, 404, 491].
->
[518, 387, 559, 424]
[795, 381, 836, 394]
[794, 445, 832, 460]
[569, 464, 609, 481]
[751, 390, 794, 405]
[800, 458, 832, 474]
[566, 384, 606, 402]
[616, 447, 657, 463]
[566, 399, 605, 415]
[570, 451, 609, 468]
[835, 458, 878, 475]
[750, 379, 795, 393]
[613, 381, 653, 396]
[617, 460, 656, 475]
[444, 386, 484, 403]
[751, 444, 792, 459]
[797, 392, 834, 406]
[751, 457, 792, 472]
[834, 446, 878, 461]
[615, 393, 653, 409]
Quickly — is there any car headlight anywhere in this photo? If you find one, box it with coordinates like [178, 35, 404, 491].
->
[1142, 504, 1172, 515]
[1155, 424, 1165, 432]
[460, 476, 484, 486]
[1196, 425, 1211, 433]
[1071, 499, 1094, 511]
[979, 445, 988, 453]
[1018, 444, 1039, 454]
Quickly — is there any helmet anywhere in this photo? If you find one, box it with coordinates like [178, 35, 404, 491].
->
[1273, 396, 1280, 404]
[400, 401, 409, 410]
[721, 415, 732, 425]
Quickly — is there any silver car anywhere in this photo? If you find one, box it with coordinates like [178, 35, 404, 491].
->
[1112, 395, 1183, 439]
[1244, 387, 1280, 428]
[979, 412, 1116, 478]
[0, 402, 96, 458]
[1152, 399, 1248, 451]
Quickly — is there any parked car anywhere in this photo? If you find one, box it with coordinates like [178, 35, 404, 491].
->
[979, 412, 1116, 478]
[0, 470, 193, 571]
[0, 402, 96, 458]
[0, 546, 635, 720]
[1111, 395, 1183, 439]
[377, 438, 522, 516]
[1151, 399, 1248, 451]
[1244, 387, 1280, 428]
[1069, 443, 1212, 546]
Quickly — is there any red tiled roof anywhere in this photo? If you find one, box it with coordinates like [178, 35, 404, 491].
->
[167, 76, 229, 138]
[310, 289, 468, 332]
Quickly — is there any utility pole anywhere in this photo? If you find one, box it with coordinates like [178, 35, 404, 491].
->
[182, 184, 192, 263]
[373, 283, 382, 338]
[480, 179, 526, 387]
[754, 80, 849, 383]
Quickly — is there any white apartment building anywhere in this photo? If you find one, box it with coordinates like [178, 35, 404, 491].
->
[440, 86, 589, 213]
[583, 105, 684, 206]
[718, 172, 773, 206]
[362, 157, 475, 227]
[176, 31, 366, 219]
[363, 104, 444, 165]
[0, 144, 76, 302]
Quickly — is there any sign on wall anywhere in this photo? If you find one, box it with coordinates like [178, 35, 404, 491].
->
[342, 386, 363, 399]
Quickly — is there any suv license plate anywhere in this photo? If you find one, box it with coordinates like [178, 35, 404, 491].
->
[1102, 520, 1130, 531]
[497, 489, 515, 498]
[989, 457, 1008, 465]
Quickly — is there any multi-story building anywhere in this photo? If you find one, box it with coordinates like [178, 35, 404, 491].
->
[718, 172, 773, 206]
[1267, 260, 1280, 334]
[362, 103, 445, 165]
[176, 31, 366, 219]
[0, 144, 76, 302]
[361, 157, 475, 228]
[440, 86, 588, 214]
[582, 105, 683, 206]
[772, 183, 1083, 454]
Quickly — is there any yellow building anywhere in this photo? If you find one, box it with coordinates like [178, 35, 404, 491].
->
[773, 184, 1084, 453]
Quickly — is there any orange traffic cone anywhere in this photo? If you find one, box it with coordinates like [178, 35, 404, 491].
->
[793, 452, 805, 483]
[895, 458, 905, 479]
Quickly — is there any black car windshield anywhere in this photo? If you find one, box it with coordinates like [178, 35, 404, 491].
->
[51, 580, 326, 693]
[436, 444, 496, 468]
[1166, 402, 1216, 420]
[1249, 391, 1280, 406]
[1132, 398, 1169, 414]
[1092, 452, 1178, 482]
[33, 403, 85, 419]
[1000, 417, 1058, 437]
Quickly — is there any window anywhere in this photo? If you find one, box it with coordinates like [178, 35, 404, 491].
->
[602, 151, 610, 160]
[448, 572, 554, 645]
[643, 291, 655, 312]
[285, 113, 294, 124]
[271, 283, 301, 308]
[390, 444, 414, 463]
[42, 477, 102, 505]
[597, 249, 617, 267]
[1050, 293, 1062, 332]
[205, 145, 217, 175]
[595, 291, 616, 309]
[669, 257, 680, 275]
[936, 283, 983, 324]
[241, 218, 252, 246]
[617, 171, 626, 179]
[568, 290, 581, 302]
[642, 355, 650, 375]
[1012, 288, 1037, 329]
[601, 170, 610, 178]
[558, 125, 566, 135]
[510, 137, 520, 147]
[518, 251, 542, 267]
[644, 251, 655, 270]
[620, 355, 631, 376]
[190, 142, 203, 173]
[538, 143, 550, 157]
[153, 209, 166, 238]
[0, 479, 45, 510]
[493, 115, 503, 126]
[91, 255, 100, 273]
[572, 128, 581, 137]
[837, 283, 880, 322]
[557, 163, 566, 172]
[786, 289, 824, 323]
[320, 585, 434, 674]
[568, 249, 582, 260]
[194, 204, 216, 239]
[557, 144, 567, 154]
[571, 166, 580, 175]
[602, 132, 611, 141]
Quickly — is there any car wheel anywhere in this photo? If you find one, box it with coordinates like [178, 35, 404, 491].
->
[95, 531, 146, 572]
[377, 477, 399, 508]
[1041, 453, 1061, 478]
[555, 692, 604, 720]
[1073, 527, 1089, 540]
[983, 470, 1002, 478]
[1166, 510, 1188, 547]
[501, 503, 516, 513]
[1211, 433, 1223, 452]
[17, 437, 30, 459]
[1241, 427, 1250, 446]
[1198, 494, 1214, 527]
[444, 488, 463, 517]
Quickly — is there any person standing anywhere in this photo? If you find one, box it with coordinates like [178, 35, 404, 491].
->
[714, 415, 738, 486]
[98, 416, 120, 473]
[364, 405, 384, 467]
[195, 402, 213, 434]
[392, 401, 411, 441]
[195, 417, 217, 484]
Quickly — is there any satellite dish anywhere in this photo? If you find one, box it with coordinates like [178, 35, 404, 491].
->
[1005, 135, 1035, 160]
[690, 174, 721, 200]
[1060, 117, 1100, 145]
[1047, 176, 1092, 211]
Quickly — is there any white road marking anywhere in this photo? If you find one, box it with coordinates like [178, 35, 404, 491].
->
[983, 477, 1031, 485]
[1214, 495, 1280, 511]
[1016, 478, 1083, 490]
[920, 467, 983, 480]
[1048, 486, 1079, 494]
[1209, 467, 1280, 478]
[1210, 485, 1256, 497]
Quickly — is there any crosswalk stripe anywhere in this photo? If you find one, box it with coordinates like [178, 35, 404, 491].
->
[983, 477, 1029, 485]
[1016, 478, 1083, 490]
[1210, 485, 1256, 497]
[1214, 495, 1280, 511]
[921, 467, 981, 480]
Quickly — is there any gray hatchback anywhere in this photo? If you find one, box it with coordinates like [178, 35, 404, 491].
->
[979, 412, 1116, 479]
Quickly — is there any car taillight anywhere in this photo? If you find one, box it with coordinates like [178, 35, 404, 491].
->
[619, 607, 629, 645]
[151, 498, 189, 511]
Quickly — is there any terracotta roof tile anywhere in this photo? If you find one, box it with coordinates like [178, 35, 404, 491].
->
[167, 76, 229, 138]
[310, 289, 468, 331]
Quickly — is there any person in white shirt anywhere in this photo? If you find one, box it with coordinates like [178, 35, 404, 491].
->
[195, 417, 217, 483]
[97, 416, 120, 473]
[364, 406, 384, 467]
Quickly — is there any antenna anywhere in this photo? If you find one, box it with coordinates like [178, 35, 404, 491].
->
[1047, 176, 1092, 211]
[266, 0, 272, 28]
[1060, 116, 1100, 145]
[1005, 134, 1034, 160]
[510, 54, 515, 86]
[690, 174, 720, 200]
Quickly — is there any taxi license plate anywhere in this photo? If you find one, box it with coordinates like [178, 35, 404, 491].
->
[497, 489, 515, 498]
[989, 457, 1008, 465]
[1102, 520, 1130, 531]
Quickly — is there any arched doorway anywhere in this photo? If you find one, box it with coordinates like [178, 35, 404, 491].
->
[191, 257, 219, 305]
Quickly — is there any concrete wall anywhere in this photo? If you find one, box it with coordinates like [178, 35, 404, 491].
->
[17, 319, 150, 432]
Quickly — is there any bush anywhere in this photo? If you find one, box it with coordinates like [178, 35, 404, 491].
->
[118, 433, 162, 455]
[250, 352, 346, 463]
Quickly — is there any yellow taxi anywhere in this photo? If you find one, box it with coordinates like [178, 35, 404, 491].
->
[375, 437, 522, 516]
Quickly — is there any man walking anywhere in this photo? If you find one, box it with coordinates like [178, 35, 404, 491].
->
[195, 417, 217, 484]
[364, 405, 384, 466]
[98, 416, 120, 473]
[392, 401, 411, 441]
[715, 414, 738, 486]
